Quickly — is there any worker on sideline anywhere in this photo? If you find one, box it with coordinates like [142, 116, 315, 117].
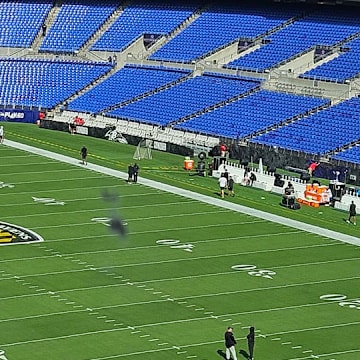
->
[218, 173, 227, 199]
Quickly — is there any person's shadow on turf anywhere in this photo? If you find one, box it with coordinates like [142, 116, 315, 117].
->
[239, 349, 250, 359]
[217, 349, 250, 359]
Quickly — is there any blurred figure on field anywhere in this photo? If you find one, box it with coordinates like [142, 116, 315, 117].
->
[224, 167, 229, 181]
[0, 125, 4, 144]
[127, 163, 134, 183]
[228, 176, 235, 197]
[80, 145, 87, 165]
[347, 200, 356, 225]
[249, 172, 257, 186]
[243, 168, 250, 186]
[133, 163, 139, 183]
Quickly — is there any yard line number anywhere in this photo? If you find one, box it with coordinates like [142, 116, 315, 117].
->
[231, 264, 276, 279]
[320, 294, 360, 310]
[91, 217, 128, 226]
[156, 239, 195, 252]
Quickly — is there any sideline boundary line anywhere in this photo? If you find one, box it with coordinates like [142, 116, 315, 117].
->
[5, 139, 360, 247]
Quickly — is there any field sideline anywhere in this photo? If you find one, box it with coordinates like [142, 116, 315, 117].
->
[5, 139, 360, 248]
[0, 135, 360, 360]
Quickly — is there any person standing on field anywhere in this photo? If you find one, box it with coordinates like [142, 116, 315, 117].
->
[218, 173, 227, 199]
[228, 176, 235, 197]
[0, 125, 4, 144]
[224, 327, 237, 360]
[127, 163, 134, 183]
[247, 326, 255, 360]
[80, 145, 87, 165]
[347, 200, 356, 225]
[133, 163, 139, 183]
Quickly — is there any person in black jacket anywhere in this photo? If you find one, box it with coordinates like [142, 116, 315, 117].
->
[347, 200, 356, 225]
[133, 163, 139, 183]
[127, 163, 134, 183]
[227, 176, 235, 197]
[249, 172, 257, 186]
[224, 327, 237, 360]
[247, 326, 255, 360]
[80, 146, 87, 165]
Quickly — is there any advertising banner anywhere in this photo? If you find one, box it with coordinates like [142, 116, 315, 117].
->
[0, 109, 39, 123]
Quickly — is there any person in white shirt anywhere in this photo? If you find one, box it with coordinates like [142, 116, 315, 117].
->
[0, 125, 4, 144]
[218, 174, 228, 199]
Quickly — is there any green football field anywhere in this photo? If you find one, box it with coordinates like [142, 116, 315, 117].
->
[0, 125, 360, 360]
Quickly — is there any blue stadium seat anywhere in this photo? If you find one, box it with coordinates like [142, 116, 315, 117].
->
[91, 2, 197, 52]
[251, 97, 360, 155]
[106, 75, 259, 126]
[68, 65, 190, 113]
[40, 2, 117, 53]
[0, 58, 111, 109]
[149, 4, 300, 63]
[226, 9, 360, 72]
[333, 146, 360, 164]
[300, 37, 360, 82]
[174, 90, 327, 138]
[0, 1, 52, 47]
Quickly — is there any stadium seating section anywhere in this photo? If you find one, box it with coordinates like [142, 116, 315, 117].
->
[149, 3, 301, 63]
[107, 74, 259, 126]
[226, 9, 360, 72]
[40, 2, 117, 53]
[175, 90, 328, 138]
[333, 143, 360, 163]
[0, 58, 111, 108]
[1, 1, 360, 163]
[91, 2, 197, 52]
[0, 1, 52, 47]
[68, 65, 191, 114]
[251, 97, 360, 155]
[301, 37, 360, 83]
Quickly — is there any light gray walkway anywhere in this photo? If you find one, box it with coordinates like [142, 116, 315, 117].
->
[6, 139, 360, 246]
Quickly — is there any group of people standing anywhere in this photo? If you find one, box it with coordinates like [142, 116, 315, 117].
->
[79, 146, 140, 184]
[218, 167, 257, 199]
[127, 163, 139, 183]
[218, 169, 235, 198]
[225, 326, 255, 360]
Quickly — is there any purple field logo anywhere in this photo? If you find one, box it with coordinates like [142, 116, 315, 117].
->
[0, 221, 44, 245]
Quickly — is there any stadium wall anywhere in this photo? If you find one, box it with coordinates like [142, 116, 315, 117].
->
[40, 119, 195, 157]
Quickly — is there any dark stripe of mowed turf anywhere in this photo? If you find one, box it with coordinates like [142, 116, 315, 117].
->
[5, 139, 360, 247]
